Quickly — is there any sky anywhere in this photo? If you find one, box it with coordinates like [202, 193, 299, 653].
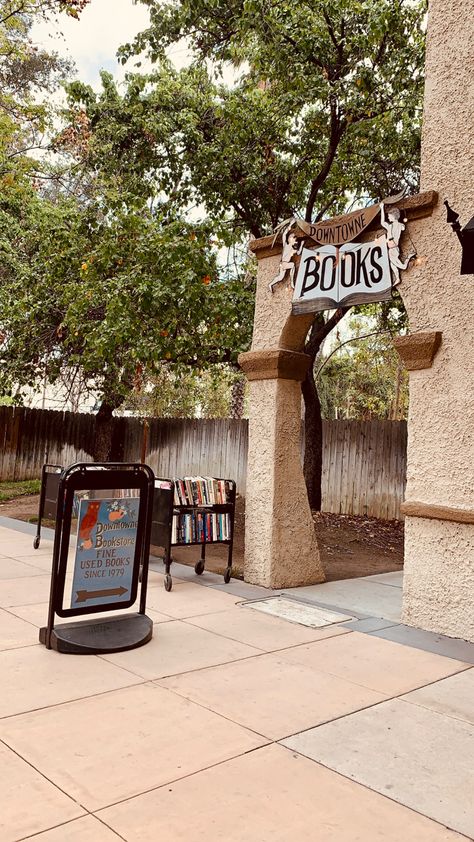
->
[31, 0, 154, 90]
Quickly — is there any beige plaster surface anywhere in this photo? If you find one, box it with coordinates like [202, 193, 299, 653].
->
[399, 0, 474, 640]
[244, 376, 324, 587]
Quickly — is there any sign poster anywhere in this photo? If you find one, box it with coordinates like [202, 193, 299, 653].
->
[292, 238, 392, 314]
[71, 497, 139, 609]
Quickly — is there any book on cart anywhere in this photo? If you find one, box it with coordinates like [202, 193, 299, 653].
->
[152, 475, 236, 591]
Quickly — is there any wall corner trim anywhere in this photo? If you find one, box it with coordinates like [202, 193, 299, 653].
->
[393, 331, 442, 370]
[401, 501, 474, 524]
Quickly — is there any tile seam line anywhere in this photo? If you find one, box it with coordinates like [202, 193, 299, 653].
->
[0, 736, 89, 816]
[180, 615, 352, 652]
[276, 664, 474, 741]
[277, 744, 474, 841]
[17, 814, 126, 842]
[398, 689, 474, 728]
[272, 653, 472, 697]
[0, 571, 48, 581]
[0, 677, 149, 721]
[97, 644, 271, 681]
[148, 678, 276, 741]
[154, 665, 474, 748]
[92, 742, 273, 815]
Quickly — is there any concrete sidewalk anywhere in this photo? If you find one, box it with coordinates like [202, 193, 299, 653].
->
[0, 517, 473, 841]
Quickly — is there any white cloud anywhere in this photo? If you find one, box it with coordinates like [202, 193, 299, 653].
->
[31, 0, 151, 89]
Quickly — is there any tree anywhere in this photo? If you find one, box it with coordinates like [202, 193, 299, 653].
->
[114, 0, 425, 506]
[0, 192, 254, 456]
[124, 364, 246, 418]
[318, 308, 409, 421]
[0, 0, 254, 459]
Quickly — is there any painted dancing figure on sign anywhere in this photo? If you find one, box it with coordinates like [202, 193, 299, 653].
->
[379, 203, 416, 286]
[268, 220, 304, 292]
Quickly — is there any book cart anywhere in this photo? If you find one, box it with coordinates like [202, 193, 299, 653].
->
[153, 477, 236, 592]
[33, 463, 64, 549]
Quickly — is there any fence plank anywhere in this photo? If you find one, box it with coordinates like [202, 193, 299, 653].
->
[0, 407, 406, 520]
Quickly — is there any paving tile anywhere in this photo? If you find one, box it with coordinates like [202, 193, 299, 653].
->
[278, 631, 469, 695]
[402, 668, 474, 725]
[8, 601, 171, 628]
[100, 619, 260, 680]
[150, 559, 222, 586]
[98, 743, 465, 842]
[372, 624, 474, 664]
[210, 580, 280, 599]
[362, 571, 403, 587]
[0, 683, 265, 812]
[342, 617, 399, 633]
[0, 556, 46, 579]
[10, 555, 55, 576]
[285, 578, 403, 621]
[143, 580, 242, 618]
[158, 650, 387, 740]
[0, 517, 44, 536]
[21, 815, 127, 841]
[0, 607, 39, 650]
[0, 574, 53, 607]
[0, 741, 84, 842]
[186, 606, 349, 652]
[283, 698, 474, 839]
[0, 645, 142, 718]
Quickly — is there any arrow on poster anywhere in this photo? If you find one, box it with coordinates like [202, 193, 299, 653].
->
[75, 586, 128, 604]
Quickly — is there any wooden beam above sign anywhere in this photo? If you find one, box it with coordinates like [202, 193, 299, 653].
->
[250, 190, 439, 260]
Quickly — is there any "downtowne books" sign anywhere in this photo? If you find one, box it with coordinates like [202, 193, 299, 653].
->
[292, 238, 392, 314]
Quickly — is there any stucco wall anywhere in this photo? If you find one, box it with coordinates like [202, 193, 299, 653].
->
[401, 0, 474, 640]
[241, 242, 324, 588]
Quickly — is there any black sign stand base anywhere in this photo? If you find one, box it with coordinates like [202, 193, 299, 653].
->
[39, 613, 153, 655]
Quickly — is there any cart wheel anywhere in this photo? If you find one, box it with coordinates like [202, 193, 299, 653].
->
[223, 567, 232, 584]
[194, 560, 205, 575]
[33, 536, 40, 550]
[164, 574, 173, 592]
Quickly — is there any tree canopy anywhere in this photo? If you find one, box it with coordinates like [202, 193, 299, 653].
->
[1, 0, 425, 476]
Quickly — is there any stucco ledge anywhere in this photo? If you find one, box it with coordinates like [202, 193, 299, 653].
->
[238, 349, 312, 382]
[393, 331, 442, 371]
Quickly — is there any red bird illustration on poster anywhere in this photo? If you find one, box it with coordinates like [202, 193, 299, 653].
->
[78, 501, 100, 550]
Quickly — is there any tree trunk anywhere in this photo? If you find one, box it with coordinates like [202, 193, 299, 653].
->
[302, 361, 323, 510]
[302, 307, 349, 511]
[230, 374, 246, 419]
[93, 401, 116, 462]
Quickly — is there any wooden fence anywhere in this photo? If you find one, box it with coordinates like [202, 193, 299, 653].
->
[321, 419, 407, 520]
[0, 407, 407, 520]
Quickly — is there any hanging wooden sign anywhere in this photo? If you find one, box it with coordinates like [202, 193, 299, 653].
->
[292, 238, 392, 314]
[297, 204, 381, 247]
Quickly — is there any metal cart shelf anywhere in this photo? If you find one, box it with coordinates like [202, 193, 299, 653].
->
[152, 478, 236, 591]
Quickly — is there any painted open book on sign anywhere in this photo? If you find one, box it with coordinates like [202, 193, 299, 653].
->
[292, 238, 393, 314]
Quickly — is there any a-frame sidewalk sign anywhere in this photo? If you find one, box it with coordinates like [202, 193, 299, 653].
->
[39, 462, 155, 655]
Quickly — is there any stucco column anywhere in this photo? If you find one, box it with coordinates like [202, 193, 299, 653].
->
[398, 0, 474, 641]
[239, 243, 325, 588]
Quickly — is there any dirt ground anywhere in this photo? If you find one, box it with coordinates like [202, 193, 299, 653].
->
[0, 493, 404, 582]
